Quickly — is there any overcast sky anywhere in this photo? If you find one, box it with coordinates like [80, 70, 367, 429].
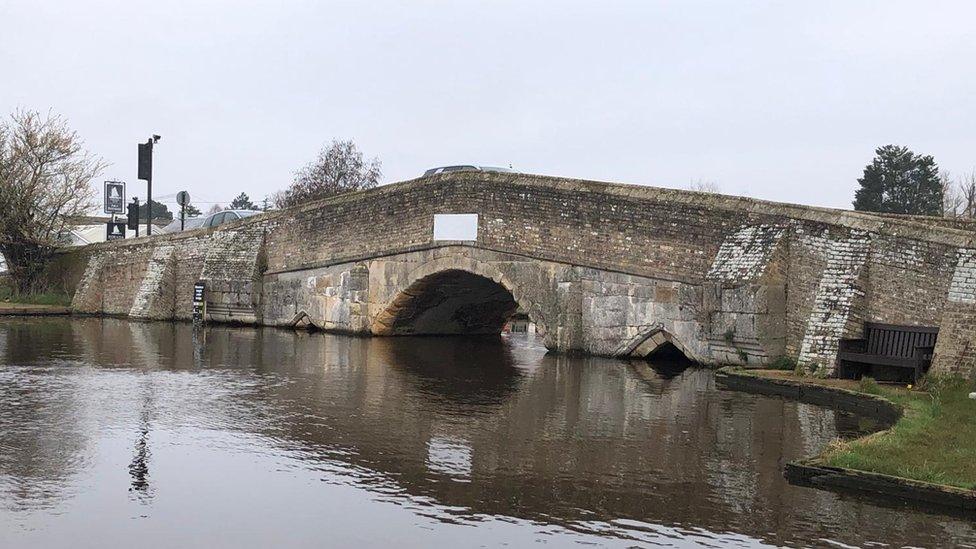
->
[3, 1, 974, 213]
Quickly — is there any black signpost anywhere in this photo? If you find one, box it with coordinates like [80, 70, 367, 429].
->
[106, 221, 127, 241]
[104, 181, 125, 214]
[103, 180, 127, 242]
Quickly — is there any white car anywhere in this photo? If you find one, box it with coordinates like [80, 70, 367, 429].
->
[161, 210, 262, 233]
[201, 209, 262, 228]
[423, 165, 515, 176]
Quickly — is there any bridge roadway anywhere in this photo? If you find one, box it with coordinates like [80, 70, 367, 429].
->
[56, 172, 976, 376]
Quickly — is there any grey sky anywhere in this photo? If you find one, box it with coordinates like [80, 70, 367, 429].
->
[3, 1, 974, 213]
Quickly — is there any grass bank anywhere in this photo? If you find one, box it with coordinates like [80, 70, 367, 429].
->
[822, 376, 976, 490]
[0, 279, 72, 307]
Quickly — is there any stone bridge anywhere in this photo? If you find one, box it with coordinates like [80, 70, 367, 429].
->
[54, 172, 976, 376]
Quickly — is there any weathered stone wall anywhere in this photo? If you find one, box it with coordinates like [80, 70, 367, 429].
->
[704, 224, 787, 365]
[862, 236, 955, 326]
[932, 250, 976, 376]
[69, 215, 276, 323]
[59, 172, 976, 376]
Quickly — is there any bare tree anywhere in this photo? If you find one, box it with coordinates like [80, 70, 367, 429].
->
[941, 171, 976, 219]
[274, 139, 381, 208]
[687, 179, 721, 193]
[206, 204, 223, 215]
[942, 172, 963, 218]
[960, 171, 976, 219]
[0, 109, 105, 293]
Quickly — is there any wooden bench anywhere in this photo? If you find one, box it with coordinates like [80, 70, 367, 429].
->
[838, 323, 939, 382]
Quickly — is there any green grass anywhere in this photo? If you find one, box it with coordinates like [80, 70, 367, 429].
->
[768, 356, 797, 371]
[0, 285, 72, 306]
[823, 377, 976, 489]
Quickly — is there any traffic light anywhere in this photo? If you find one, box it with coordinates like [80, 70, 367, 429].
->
[138, 142, 153, 182]
[127, 200, 140, 230]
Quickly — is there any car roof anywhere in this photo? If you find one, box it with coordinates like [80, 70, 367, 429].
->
[160, 217, 206, 233]
[423, 165, 514, 176]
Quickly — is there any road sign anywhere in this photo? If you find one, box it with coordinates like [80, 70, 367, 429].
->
[106, 221, 126, 241]
[104, 181, 125, 214]
[176, 191, 190, 206]
[192, 281, 206, 322]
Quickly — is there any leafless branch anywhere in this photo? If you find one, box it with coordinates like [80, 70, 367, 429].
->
[0, 109, 105, 292]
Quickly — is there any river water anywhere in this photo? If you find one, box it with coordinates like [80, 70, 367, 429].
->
[0, 317, 973, 548]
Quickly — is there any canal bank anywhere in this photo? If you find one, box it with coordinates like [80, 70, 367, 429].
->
[0, 303, 71, 316]
[717, 367, 976, 514]
[0, 279, 72, 316]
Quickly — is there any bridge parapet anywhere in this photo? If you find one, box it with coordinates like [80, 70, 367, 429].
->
[56, 172, 976, 375]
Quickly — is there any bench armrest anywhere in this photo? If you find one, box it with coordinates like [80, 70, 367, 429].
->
[913, 345, 936, 360]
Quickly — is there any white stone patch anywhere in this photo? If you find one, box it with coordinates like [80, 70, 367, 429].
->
[948, 248, 976, 304]
[707, 225, 784, 283]
[71, 253, 106, 310]
[796, 230, 873, 374]
[130, 244, 175, 317]
[887, 241, 925, 269]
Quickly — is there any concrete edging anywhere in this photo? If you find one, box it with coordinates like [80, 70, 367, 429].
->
[714, 368, 901, 424]
[715, 367, 976, 514]
[784, 459, 976, 514]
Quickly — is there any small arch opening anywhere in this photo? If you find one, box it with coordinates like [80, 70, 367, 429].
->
[629, 330, 697, 377]
[375, 269, 523, 336]
[644, 341, 695, 378]
[646, 341, 689, 362]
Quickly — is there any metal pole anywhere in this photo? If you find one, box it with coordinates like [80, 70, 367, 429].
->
[181, 203, 185, 231]
[146, 140, 153, 236]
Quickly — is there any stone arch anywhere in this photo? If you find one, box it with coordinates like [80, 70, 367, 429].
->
[622, 327, 701, 363]
[371, 256, 548, 339]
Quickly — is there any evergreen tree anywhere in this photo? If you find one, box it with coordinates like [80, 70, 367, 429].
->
[138, 199, 173, 221]
[853, 145, 943, 216]
[229, 192, 257, 210]
[183, 204, 202, 217]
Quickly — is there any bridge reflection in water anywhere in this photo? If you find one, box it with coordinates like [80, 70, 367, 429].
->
[0, 318, 973, 548]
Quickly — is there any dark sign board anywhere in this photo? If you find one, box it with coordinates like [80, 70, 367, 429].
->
[104, 181, 125, 214]
[193, 282, 206, 304]
[106, 221, 126, 241]
[192, 281, 206, 321]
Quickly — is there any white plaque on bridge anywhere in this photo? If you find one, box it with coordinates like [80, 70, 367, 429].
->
[433, 214, 478, 241]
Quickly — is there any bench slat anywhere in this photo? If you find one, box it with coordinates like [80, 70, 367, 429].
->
[837, 352, 921, 369]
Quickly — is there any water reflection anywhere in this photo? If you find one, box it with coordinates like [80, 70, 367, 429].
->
[128, 377, 153, 502]
[0, 317, 973, 548]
